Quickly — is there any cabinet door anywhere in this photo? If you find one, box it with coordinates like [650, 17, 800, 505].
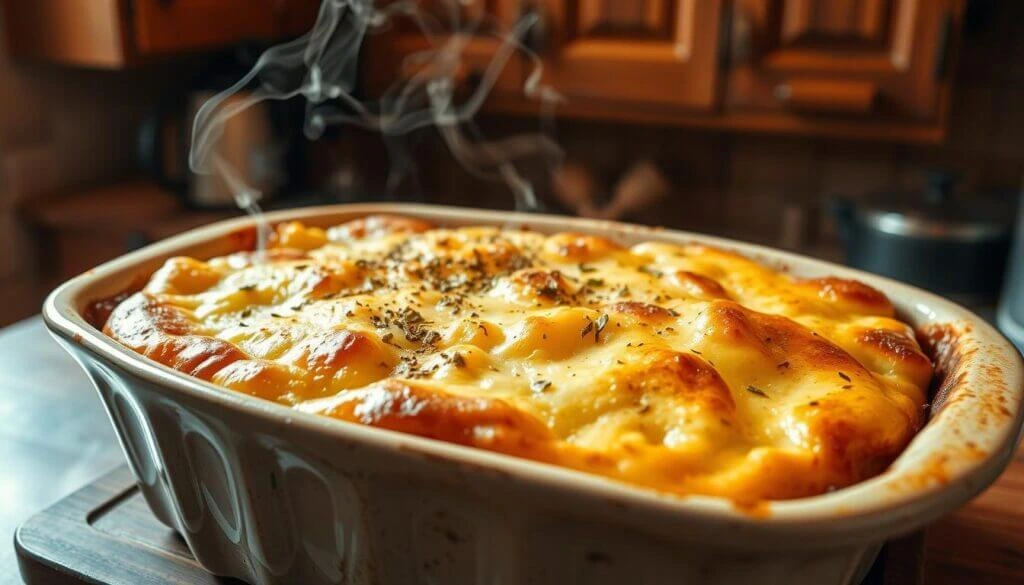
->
[368, 1, 525, 99]
[132, 0, 278, 55]
[274, 0, 323, 38]
[534, 0, 724, 109]
[727, 0, 961, 120]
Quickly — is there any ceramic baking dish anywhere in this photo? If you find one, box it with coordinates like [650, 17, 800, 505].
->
[43, 204, 1024, 585]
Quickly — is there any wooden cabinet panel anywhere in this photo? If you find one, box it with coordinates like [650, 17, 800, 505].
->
[3, 0, 320, 68]
[727, 0, 962, 120]
[536, 0, 724, 109]
[361, 0, 962, 140]
[132, 0, 277, 55]
[575, 1, 671, 38]
[2, 0, 131, 68]
[367, 1, 525, 100]
[275, 0, 325, 38]
[5, 0, 967, 142]
[780, 0, 889, 45]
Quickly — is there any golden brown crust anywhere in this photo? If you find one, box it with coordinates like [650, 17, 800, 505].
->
[542, 232, 623, 262]
[146, 257, 224, 295]
[308, 379, 555, 447]
[670, 270, 730, 300]
[105, 293, 246, 380]
[606, 301, 676, 323]
[103, 217, 931, 503]
[507, 269, 575, 304]
[797, 277, 895, 317]
[628, 349, 737, 415]
[327, 214, 433, 241]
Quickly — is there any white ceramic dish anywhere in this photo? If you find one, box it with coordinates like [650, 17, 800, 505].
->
[44, 204, 1024, 585]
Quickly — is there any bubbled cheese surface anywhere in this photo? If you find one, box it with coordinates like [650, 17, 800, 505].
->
[103, 215, 932, 502]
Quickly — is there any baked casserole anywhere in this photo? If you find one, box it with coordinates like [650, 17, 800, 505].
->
[99, 214, 932, 502]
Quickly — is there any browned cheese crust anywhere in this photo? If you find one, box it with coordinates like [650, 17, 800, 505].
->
[102, 216, 932, 502]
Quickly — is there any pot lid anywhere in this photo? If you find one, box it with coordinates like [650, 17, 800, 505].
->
[854, 171, 1015, 241]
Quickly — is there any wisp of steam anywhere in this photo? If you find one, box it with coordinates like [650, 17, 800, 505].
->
[189, 0, 564, 252]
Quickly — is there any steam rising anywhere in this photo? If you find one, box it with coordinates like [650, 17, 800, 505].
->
[190, 0, 564, 247]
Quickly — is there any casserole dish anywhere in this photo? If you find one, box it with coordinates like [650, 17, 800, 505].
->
[43, 204, 1024, 585]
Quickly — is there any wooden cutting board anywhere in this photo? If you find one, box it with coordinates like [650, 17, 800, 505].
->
[15, 467, 241, 584]
[13, 466, 931, 585]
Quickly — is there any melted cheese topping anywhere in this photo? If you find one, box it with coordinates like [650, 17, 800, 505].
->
[103, 215, 932, 502]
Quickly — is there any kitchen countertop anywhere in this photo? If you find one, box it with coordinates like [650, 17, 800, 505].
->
[0, 318, 124, 585]
[0, 317, 1021, 584]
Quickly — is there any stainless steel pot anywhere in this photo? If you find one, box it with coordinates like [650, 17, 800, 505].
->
[998, 184, 1024, 352]
[830, 172, 1015, 304]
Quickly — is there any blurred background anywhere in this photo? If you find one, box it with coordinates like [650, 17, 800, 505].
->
[0, 0, 1022, 348]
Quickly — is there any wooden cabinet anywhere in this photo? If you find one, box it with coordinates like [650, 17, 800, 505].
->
[424, 0, 960, 141]
[5, 0, 966, 142]
[726, 0, 959, 123]
[369, 0, 724, 112]
[277, 0, 324, 37]
[533, 0, 725, 110]
[366, 1, 525, 102]
[3, 0, 321, 68]
[131, 0, 277, 56]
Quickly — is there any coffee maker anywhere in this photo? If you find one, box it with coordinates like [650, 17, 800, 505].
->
[137, 46, 306, 209]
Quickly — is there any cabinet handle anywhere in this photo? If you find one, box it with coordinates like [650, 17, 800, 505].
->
[775, 80, 877, 115]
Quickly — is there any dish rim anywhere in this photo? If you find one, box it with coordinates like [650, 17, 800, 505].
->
[43, 203, 1024, 542]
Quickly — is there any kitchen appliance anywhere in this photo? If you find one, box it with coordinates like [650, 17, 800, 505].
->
[138, 90, 285, 209]
[43, 204, 1024, 585]
[830, 172, 1016, 304]
[137, 46, 306, 209]
[998, 183, 1024, 353]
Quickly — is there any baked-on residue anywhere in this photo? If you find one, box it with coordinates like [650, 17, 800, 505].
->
[103, 215, 931, 501]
